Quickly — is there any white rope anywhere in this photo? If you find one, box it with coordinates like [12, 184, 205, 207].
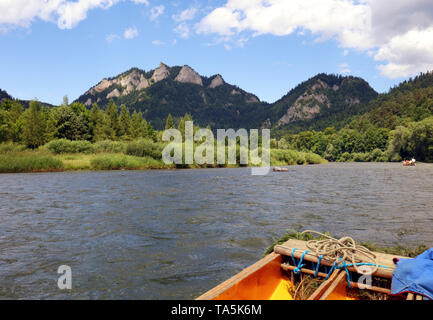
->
[301, 230, 379, 275]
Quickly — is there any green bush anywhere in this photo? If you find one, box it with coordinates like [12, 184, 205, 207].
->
[338, 152, 353, 162]
[368, 148, 390, 162]
[90, 155, 129, 170]
[295, 153, 306, 165]
[304, 152, 323, 164]
[90, 154, 164, 170]
[0, 153, 64, 173]
[125, 139, 164, 159]
[0, 143, 27, 154]
[93, 140, 127, 154]
[271, 149, 323, 165]
[352, 152, 369, 162]
[45, 139, 94, 154]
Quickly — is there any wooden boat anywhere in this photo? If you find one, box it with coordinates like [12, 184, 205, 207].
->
[197, 239, 416, 300]
[273, 167, 289, 172]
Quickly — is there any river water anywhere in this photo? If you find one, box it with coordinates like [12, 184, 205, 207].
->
[1, 163, 432, 299]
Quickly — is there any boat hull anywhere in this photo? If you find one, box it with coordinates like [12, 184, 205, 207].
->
[197, 253, 294, 300]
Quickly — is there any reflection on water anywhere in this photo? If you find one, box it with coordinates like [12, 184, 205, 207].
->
[1, 163, 433, 299]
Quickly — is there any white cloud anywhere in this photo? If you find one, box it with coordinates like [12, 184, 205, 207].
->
[152, 40, 165, 46]
[172, 7, 198, 22]
[338, 63, 351, 74]
[196, 0, 433, 78]
[0, 0, 150, 30]
[131, 0, 149, 5]
[124, 26, 138, 39]
[150, 5, 165, 21]
[0, 0, 120, 30]
[374, 27, 433, 78]
[106, 33, 120, 43]
[174, 22, 190, 39]
[196, 0, 370, 44]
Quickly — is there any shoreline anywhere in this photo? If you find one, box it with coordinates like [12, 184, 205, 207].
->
[0, 163, 313, 175]
[1, 160, 425, 175]
[0, 146, 327, 174]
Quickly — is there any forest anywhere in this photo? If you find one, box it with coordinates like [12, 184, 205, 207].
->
[0, 97, 323, 173]
[272, 72, 433, 163]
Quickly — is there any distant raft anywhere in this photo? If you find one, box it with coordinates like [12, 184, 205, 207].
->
[273, 167, 289, 172]
[402, 160, 416, 167]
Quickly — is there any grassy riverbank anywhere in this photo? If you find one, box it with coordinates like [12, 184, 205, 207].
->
[0, 140, 326, 173]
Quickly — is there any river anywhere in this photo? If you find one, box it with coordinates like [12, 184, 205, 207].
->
[1, 163, 432, 299]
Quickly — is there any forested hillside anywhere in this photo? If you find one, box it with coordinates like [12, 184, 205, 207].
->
[271, 73, 378, 135]
[0, 89, 12, 102]
[75, 64, 377, 131]
[275, 72, 433, 162]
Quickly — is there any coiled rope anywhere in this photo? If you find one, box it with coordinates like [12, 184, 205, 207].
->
[301, 230, 379, 276]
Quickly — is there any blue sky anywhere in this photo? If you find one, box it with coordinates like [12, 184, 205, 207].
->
[1, 0, 432, 105]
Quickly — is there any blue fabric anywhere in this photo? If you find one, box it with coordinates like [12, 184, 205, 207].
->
[391, 248, 433, 300]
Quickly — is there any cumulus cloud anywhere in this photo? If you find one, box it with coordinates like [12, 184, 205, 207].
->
[174, 22, 190, 39]
[0, 0, 149, 30]
[106, 32, 120, 43]
[150, 5, 165, 21]
[374, 27, 433, 78]
[172, 7, 198, 22]
[131, 0, 149, 5]
[338, 63, 351, 74]
[0, 0, 119, 30]
[196, 0, 433, 78]
[124, 26, 138, 39]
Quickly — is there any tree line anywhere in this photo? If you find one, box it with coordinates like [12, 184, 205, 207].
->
[0, 98, 162, 148]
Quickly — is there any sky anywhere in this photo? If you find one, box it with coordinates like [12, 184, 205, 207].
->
[1, 0, 433, 105]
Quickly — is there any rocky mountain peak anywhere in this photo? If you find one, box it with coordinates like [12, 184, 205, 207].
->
[209, 75, 225, 88]
[83, 68, 149, 106]
[151, 62, 170, 83]
[273, 74, 378, 127]
[175, 65, 203, 86]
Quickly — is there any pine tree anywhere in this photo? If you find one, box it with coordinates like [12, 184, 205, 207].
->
[55, 106, 89, 140]
[20, 100, 47, 148]
[147, 121, 157, 142]
[165, 113, 174, 130]
[89, 103, 101, 141]
[106, 99, 119, 137]
[118, 105, 131, 138]
[44, 109, 57, 142]
[178, 116, 185, 141]
[130, 110, 145, 139]
[62, 95, 69, 106]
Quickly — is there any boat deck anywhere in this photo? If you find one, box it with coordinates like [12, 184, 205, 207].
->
[197, 239, 411, 300]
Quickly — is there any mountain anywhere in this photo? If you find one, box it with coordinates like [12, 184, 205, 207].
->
[271, 71, 433, 163]
[76, 66, 378, 131]
[356, 71, 433, 129]
[76, 63, 269, 130]
[268, 74, 378, 134]
[0, 89, 12, 102]
[1, 63, 380, 132]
